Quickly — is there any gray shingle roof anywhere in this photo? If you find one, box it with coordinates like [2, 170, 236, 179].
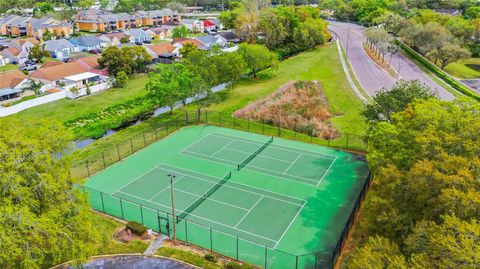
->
[69, 35, 103, 47]
[43, 39, 75, 52]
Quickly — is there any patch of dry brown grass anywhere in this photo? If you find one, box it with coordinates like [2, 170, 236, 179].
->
[234, 80, 337, 139]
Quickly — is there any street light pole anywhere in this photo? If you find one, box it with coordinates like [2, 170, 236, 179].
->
[397, 62, 402, 81]
[167, 173, 176, 243]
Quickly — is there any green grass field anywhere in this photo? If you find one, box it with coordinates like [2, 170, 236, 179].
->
[3, 74, 148, 124]
[444, 58, 480, 79]
[69, 44, 366, 162]
[83, 125, 370, 268]
[0, 64, 18, 72]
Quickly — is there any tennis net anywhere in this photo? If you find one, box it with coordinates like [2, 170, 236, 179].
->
[237, 137, 274, 171]
[176, 171, 232, 223]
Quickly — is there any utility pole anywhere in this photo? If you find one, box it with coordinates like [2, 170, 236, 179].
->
[167, 173, 176, 243]
[397, 62, 402, 81]
[346, 27, 351, 58]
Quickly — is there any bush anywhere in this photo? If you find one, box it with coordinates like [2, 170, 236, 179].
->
[204, 253, 217, 263]
[397, 40, 480, 101]
[126, 221, 147, 236]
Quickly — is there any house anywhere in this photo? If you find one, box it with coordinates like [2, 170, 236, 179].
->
[150, 25, 175, 39]
[0, 69, 28, 103]
[2, 38, 39, 64]
[196, 35, 227, 49]
[69, 35, 106, 51]
[77, 55, 108, 75]
[43, 39, 79, 60]
[98, 32, 133, 46]
[135, 9, 181, 27]
[1, 48, 23, 64]
[145, 43, 177, 63]
[181, 19, 203, 33]
[214, 31, 240, 43]
[202, 19, 216, 33]
[209, 19, 223, 30]
[172, 38, 207, 53]
[126, 29, 152, 43]
[0, 15, 72, 38]
[0, 54, 10, 66]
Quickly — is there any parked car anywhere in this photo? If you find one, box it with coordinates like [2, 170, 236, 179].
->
[135, 41, 143, 45]
[24, 60, 36, 65]
[62, 58, 70, 62]
[20, 64, 37, 71]
[143, 39, 151, 44]
[88, 49, 101, 54]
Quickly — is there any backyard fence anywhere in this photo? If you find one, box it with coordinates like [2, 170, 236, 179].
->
[80, 171, 371, 269]
[71, 110, 367, 179]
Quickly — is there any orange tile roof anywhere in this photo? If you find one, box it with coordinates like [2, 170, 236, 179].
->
[0, 69, 27, 89]
[78, 55, 100, 69]
[17, 38, 39, 45]
[147, 43, 176, 55]
[46, 88, 62, 93]
[4, 47, 21, 56]
[174, 38, 203, 48]
[41, 61, 64, 68]
[31, 62, 89, 81]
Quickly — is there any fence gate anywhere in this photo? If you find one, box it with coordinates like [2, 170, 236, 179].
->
[158, 216, 170, 236]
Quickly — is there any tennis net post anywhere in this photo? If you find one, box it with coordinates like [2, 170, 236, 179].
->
[237, 136, 273, 171]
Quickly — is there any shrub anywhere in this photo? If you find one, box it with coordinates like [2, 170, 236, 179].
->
[204, 253, 217, 263]
[126, 221, 147, 236]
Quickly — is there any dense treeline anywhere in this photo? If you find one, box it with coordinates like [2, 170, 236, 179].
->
[346, 81, 480, 268]
[220, 0, 330, 57]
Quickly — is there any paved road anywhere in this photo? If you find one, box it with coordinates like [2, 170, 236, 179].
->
[328, 21, 455, 100]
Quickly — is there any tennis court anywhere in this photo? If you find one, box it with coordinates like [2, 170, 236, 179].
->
[84, 125, 370, 268]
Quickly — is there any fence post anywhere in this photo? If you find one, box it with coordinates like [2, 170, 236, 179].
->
[86, 160, 91, 177]
[205, 110, 208, 124]
[295, 255, 298, 269]
[210, 227, 213, 251]
[157, 210, 161, 233]
[120, 198, 124, 219]
[100, 192, 105, 212]
[102, 152, 106, 168]
[293, 125, 296, 140]
[116, 144, 121, 161]
[262, 119, 265, 134]
[155, 128, 158, 140]
[233, 115, 236, 129]
[236, 236, 239, 260]
[166, 122, 169, 134]
[185, 220, 188, 243]
[219, 112, 222, 126]
[176, 116, 179, 129]
[247, 117, 250, 131]
[143, 131, 146, 146]
[264, 246, 268, 269]
[140, 205, 144, 224]
[278, 125, 281, 137]
[130, 138, 133, 153]
[185, 110, 188, 125]
[310, 130, 313, 143]
[328, 130, 331, 146]
[314, 252, 318, 269]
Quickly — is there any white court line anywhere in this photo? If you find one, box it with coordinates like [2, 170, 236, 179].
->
[184, 149, 319, 185]
[174, 188, 249, 211]
[234, 195, 264, 228]
[180, 133, 216, 153]
[224, 147, 292, 165]
[273, 201, 306, 250]
[158, 164, 306, 206]
[148, 173, 186, 201]
[115, 190, 279, 244]
[209, 132, 338, 159]
[315, 156, 338, 187]
[113, 163, 166, 194]
[283, 153, 303, 174]
[211, 140, 236, 157]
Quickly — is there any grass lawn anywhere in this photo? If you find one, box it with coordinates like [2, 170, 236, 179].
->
[2, 74, 148, 130]
[444, 58, 480, 79]
[151, 39, 169, 44]
[0, 64, 18, 72]
[69, 43, 366, 162]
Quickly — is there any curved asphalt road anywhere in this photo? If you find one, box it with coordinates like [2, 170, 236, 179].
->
[328, 21, 455, 100]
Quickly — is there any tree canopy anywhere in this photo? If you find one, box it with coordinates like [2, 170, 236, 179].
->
[238, 43, 278, 78]
[98, 46, 152, 76]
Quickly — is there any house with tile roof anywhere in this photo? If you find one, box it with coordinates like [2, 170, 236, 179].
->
[98, 32, 133, 46]
[2, 38, 39, 64]
[0, 69, 28, 103]
[145, 43, 177, 63]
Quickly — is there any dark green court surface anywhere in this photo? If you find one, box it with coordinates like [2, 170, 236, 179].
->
[84, 126, 370, 268]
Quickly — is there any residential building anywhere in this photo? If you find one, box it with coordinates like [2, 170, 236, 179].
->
[0, 54, 10, 66]
[203, 19, 216, 33]
[213, 31, 240, 43]
[77, 55, 108, 75]
[69, 35, 106, 51]
[98, 32, 132, 46]
[43, 39, 79, 60]
[0, 69, 28, 103]
[181, 19, 203, 33]
[172, 38, 207, 52]
[149, 25, 175, 39]
[196, 35, 227, 49]
[0, 15, 72, 38]
[145, 43, 177, 63]
[126, 29, 152, 43]
[74, 9, 180, 33]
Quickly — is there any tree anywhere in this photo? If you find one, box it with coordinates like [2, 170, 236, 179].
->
[348, 236, 408, 269]
[77, 0, 94, 9]
[219, 9, 241, 29]
[24, 79, 43, 95]
[42, 28, 54, 41]
[179, 42, 198, 58]
[427, 43, 471, 69]
[0, 120, 101, 268]
[259, 10, 288, 49]
[165, 2, 186, 13]
[100, 0, 110, 9]
[114, 70, 128, 87]
[145, 63, 199, 113]
[120, 36, 130, 43]
[238, 44, 278, 78]
[465, 6, 480, 19]
[28, 44, 49, 63]
[98, 46, 151, 75]
[362, 80, 438, 123]
[172, 25, 188, 38]
[293, 18, 329, 49]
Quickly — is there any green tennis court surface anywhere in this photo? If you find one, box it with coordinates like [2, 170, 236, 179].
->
[84, 125, 370, 268]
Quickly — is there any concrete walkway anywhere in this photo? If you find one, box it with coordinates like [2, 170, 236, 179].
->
[144, 235, 168, 256]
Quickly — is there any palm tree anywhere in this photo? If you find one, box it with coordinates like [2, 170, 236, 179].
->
[24, 79, 44, 96]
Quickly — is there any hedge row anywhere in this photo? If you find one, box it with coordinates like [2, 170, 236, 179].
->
[397, 40, 480, 101]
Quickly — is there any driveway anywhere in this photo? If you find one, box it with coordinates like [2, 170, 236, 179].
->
[328, 21, 455, 100]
